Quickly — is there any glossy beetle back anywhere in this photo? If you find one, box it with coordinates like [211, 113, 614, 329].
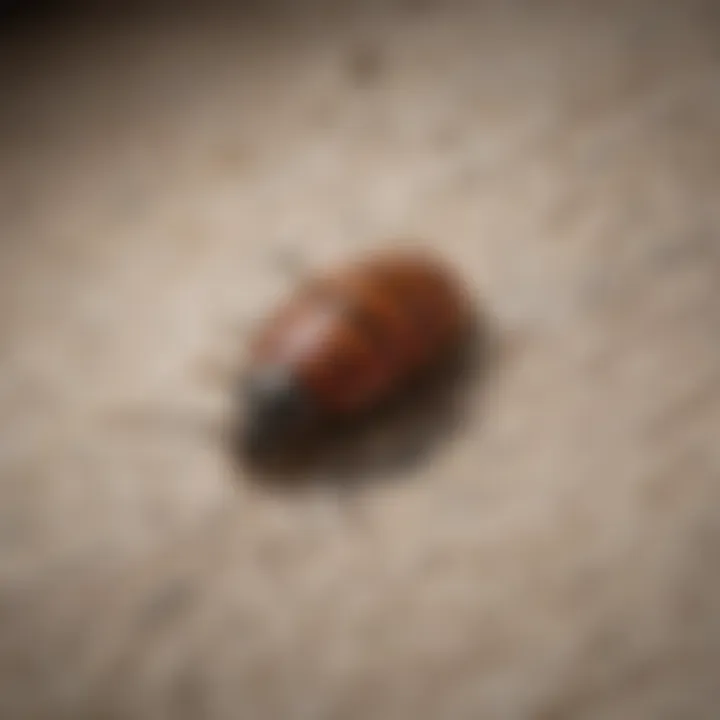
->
[243, 249, 473, 454]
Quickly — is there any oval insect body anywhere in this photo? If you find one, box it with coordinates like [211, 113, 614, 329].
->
[242, 250, 473, 459]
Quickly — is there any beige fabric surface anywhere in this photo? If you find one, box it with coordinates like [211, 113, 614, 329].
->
[2, 1, 720, 717]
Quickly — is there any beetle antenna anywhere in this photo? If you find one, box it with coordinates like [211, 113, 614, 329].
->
[98, 404, 226, 444]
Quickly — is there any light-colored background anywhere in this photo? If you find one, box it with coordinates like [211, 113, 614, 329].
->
[2, 1, 720, 717]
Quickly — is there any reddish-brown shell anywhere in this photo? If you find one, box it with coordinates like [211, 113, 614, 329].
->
[248, 250, 473, 415]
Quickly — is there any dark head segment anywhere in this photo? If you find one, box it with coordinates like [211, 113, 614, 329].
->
[239, 365, 318, 462]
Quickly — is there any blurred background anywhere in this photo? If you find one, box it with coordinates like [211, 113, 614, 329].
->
[2, 0, 720, 717]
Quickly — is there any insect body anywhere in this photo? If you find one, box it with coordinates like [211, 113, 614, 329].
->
[241, 250, 474, 460]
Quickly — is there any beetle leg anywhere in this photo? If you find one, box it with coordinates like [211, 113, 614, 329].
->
[271, 245, 310, 283]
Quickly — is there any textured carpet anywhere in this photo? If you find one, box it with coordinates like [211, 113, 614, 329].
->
[2, 1, 720, 717]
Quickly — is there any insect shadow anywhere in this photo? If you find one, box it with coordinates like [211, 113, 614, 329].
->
[229, 308, 497, 491]
[98, 308, 496, 494]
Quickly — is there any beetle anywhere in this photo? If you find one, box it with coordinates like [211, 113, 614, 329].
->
[239, 249, 475, 462]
